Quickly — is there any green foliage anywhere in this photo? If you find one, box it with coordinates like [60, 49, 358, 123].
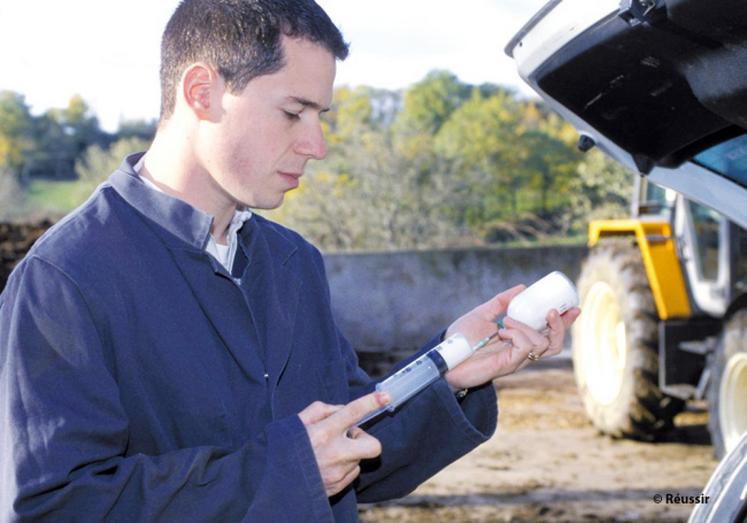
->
[329, 86, 373, 137]
[268, 73, 628, 251]
[561, 149, 633, 234]
[75, 137, 151, 194]
[0, 170, 28, 221]
[0, 92, 155, 218]
[0, 91, 35, 178]
[0, 91, 112, 183]
[434, 89, 523, 226]
[6, 76, 633, 250]
[394, 70, 470, 135]
[117, 119, 157, 142]
[32, 95, 109, 180]
[5, 137, 151, 218]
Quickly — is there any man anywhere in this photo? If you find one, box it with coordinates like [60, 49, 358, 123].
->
[0, 0, 579, 521]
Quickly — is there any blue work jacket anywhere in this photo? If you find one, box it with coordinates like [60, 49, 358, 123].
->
[0, 153, 497, 521]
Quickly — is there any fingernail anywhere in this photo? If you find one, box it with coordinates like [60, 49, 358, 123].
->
[375, 392, 391, 405]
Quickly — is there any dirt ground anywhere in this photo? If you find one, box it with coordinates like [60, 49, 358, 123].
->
[359, 358, 718, 523]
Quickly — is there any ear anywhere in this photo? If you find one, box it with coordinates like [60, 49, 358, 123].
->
[180, 63, 223, 120]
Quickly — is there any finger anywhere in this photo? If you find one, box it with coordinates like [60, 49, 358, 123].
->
[340, 464, 361, 485]
[298, 401, 344, 426]
[498, 328, 546, 362]
[503, 317, 550, 351]
[346, 427, 365, 439]
[327, 391, 390, 433]
[478, 284, 526, 318]
[344, 431, 383, 460]
[561, 307, 581, 328]
[327, 465, 361, 497]
[546, 309, 566, 352]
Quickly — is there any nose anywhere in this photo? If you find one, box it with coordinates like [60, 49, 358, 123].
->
[295, 120, 327, 160]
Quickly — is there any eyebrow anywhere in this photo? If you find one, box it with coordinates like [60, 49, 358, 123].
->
[286, 96, 330, 113]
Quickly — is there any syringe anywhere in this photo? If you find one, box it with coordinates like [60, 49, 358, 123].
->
[357, 330, 501, 427]
[356, 270, 579, 427]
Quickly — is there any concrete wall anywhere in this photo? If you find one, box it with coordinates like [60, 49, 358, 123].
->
[0, 222, 587, 370]
[324, 245, 588, 356]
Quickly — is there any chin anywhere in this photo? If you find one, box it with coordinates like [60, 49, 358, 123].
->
[251, 195, 286, 211]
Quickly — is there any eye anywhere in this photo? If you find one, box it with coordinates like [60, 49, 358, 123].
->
[283, 110, 301, 121]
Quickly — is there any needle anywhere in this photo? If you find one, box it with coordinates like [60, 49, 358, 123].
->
[471, 330, 500, 351]
[471, 317, 505, 351]
[357, 318, 506, 428]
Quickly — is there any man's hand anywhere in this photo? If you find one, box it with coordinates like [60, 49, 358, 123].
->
[298, 392, 390, 497]
[444, 285, 580, 391]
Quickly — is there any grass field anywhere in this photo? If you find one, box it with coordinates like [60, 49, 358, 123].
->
[25, 179, 91, 215]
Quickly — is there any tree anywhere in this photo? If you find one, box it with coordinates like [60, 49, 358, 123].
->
[117, 119, 157, 142]
[265, 70, 630, 250]
[561, 149, 633, 234]
[267, 84, 471, 250]
[0, 91, 35, 182]
[434, 88, 527, 226]
[0, 167, 28, 221]
[27, 112, 72, 180]
[268, 86, 381, 249]
[394, 70, 470, 136]
[74, 136, 151, 201]
[58, 94, 107, 155]
[518, 107, 580, 217]
[34, 95, 108, 180]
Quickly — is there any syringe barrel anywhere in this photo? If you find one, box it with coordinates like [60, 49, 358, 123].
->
[375, 334, 472, 411]
[376, 355, 441, 411]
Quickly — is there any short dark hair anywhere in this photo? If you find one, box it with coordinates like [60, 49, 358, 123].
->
[159, 0, 348, 120]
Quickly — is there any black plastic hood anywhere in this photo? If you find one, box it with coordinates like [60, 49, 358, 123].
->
[528, 0, 747, 173]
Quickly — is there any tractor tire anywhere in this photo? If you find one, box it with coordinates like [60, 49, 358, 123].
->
[572, 238, 684, 439]
[708, 308, 747, 459]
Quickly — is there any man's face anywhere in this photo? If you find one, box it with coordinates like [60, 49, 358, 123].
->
[198, 36, 336, 210]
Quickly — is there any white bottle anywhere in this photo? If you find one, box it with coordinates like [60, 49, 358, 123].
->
[506, 271, 579, 330]
[359, 271, 579, 427]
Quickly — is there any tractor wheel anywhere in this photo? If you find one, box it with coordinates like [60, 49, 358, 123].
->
[708, 308, 747, 459]
[572, 238, 684, 439]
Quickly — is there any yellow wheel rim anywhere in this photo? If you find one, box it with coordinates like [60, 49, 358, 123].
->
[578, 281, 627, 405]
[719, 352, 747, 453]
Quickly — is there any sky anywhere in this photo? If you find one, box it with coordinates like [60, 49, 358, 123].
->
[0, 0, 548, 132]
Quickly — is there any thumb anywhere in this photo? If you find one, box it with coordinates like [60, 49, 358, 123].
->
[480, 284, 526, 317]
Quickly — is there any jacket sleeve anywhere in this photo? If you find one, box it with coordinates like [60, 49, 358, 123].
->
[348, 331, 498, 502]
[0, 256, 331, 523]
[309, 247, 497, 502]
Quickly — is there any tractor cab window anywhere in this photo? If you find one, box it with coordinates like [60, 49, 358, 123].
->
[645, 183, 670, 210]
[688, 200, 721, 281]
[694, 133, 747, 189]
[638, 179, 674, 216]
[734, 224, 747, 296]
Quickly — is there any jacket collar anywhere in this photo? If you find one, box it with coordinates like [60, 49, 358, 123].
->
[108, 152, 299, 266]
[109, 152, 214, 251]
[108, 152, 302, 386]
